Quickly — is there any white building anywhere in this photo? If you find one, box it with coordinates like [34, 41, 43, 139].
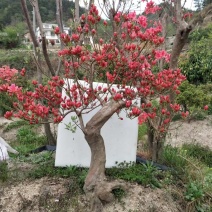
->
[36, 23, 70, 45]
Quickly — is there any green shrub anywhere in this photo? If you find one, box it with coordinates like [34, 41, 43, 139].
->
[177, 81, 210, 113]
[203, 168, 212, 194]
[0, 49, 36, 72]
[180, 25, 212, 85]
[0, 26, 21, 49]
[189, 109, 207, 121]
[176, 81, 211, 120]
[112, 188, 126, 202]
[185, 181, 204, 202]
[172, 113, 182, 121]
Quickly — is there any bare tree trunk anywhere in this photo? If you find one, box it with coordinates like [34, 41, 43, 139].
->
[44, 122, 56, 145]
[147, 121, 154, 155]
[159, 13, 168, 71]
[146, 121, 164, 162]
[56, 0, 64, 35]
[20, 0, 39, 48]
[152, 137, 164, 162]
[55, 0, 64, 75]
[84, 131, 127, 212]
[31, 0, 56, 76]
[84, 132, 107, 211]
[171, 0, 193, 68]
[169, 0, 192, 103]
[83, 101, 126, 211]
[75, 0, 80, 22]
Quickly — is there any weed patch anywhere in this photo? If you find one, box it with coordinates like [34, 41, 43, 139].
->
[0, 161, 8, 182]
[106, 162, 163, 188]
[182, 143, 212, 167]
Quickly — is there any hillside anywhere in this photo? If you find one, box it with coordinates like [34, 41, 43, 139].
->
[0, 0, 85, 28]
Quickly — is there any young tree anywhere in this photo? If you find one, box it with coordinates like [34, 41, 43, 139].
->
[144, 0, 193, 161]
[1, 0, 191, 210]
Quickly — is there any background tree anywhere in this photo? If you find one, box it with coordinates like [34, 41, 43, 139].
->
[0, 25, 22, 49]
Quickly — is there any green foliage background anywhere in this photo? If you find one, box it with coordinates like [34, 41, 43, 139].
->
[0, 0, 85, 28]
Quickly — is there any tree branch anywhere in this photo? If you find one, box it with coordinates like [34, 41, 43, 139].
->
[85, 100, 125, 133]
[20, 0, 39, 48]
[170, 0, 192, 70]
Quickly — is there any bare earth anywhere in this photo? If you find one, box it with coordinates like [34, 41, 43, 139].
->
[166, 116, 212, 150]
[0, 178, 181, 212]
[0, 116, 212, 211]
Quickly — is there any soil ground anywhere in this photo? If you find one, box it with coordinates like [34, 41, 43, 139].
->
[0, 116, 211, 211]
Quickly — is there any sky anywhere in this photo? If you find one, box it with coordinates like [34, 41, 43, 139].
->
[71, 0, 195, 18]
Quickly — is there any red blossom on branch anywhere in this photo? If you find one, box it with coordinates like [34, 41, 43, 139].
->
[0, 2, 193, 128]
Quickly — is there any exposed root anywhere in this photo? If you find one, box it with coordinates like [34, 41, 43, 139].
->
[97, 180, 128, 203]
[85, 180, 128, 212]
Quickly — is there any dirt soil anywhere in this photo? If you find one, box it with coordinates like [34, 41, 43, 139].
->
[166, 116, 212, 150]
[0, 178, 182, 212]
[0, 116, 212, 211]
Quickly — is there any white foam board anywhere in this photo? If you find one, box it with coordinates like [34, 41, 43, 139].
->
[55, 80, 138, 168]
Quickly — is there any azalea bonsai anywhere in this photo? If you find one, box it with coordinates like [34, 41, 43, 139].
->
[0, 0, 193, 210]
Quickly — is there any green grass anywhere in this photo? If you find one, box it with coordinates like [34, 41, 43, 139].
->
[160, 145, 212, 211]
[160, 145, 188, 173]
[5, 150, 88, 194]
[182, 143, 212, 167]
[9, 125, 47, 156]
[106, 161, 163, 188]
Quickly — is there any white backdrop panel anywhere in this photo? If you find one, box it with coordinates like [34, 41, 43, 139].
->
[55, 81, 138, 168]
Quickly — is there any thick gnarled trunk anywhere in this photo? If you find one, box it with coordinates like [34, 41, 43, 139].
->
[83, 100, 126, 211]
[84, 130, 127, 211]
[84, 132, 106, 191]
[84, 132, 108, 211]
